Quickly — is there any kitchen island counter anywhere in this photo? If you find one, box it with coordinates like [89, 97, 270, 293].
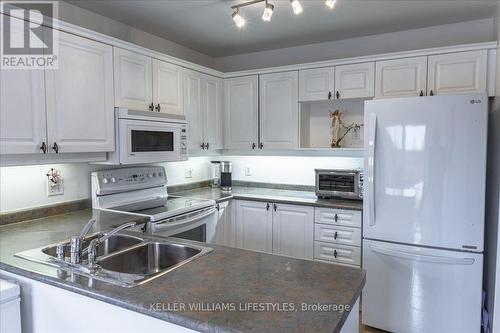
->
[0, 209, 365, 333]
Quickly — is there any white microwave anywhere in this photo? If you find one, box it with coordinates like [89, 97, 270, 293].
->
[104, 108, 188, 165]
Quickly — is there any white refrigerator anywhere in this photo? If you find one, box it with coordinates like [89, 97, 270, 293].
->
[362, 94, 488, 333]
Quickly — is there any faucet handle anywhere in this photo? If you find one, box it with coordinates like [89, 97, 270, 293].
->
[87, 238, 99, 270]
[69, 236, 82, 264]
[56, 243, 65, 261]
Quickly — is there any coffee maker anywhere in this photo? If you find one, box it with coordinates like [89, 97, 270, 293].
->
[211, 161, 232, 192]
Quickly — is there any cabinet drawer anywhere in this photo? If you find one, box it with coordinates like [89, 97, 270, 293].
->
[314, 224, 361, 246]
[314, 208, 361, 228]
[314, 241, 361, 266]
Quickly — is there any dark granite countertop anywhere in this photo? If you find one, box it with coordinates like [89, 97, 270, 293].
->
[172, 186, 363, 211]
[0, 209, 365, 333]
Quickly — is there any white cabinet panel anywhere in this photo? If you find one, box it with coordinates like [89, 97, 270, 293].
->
[214, 201, 235, 247]
[0, 16, 46, 155]
[314, 224, 361, 247]
[114, 47, 152, 111]
[375, 57, 428, 98]
[272, 204, 313, 260]
[259, 71, 299, 149]
[203, 75, 223, 150]
[335, 62, 375, 99]
[236, 200, 272, 253]
[224, 76, 259, 150]
[314, 241, 361, 266]
[152, 59, 183, 115]
[299, 67, 334, 101]
[428, 50, 487, 95]
[45, 30, 114, 153]
[184, 70, 203, 150]
[315, 208, 362, 228]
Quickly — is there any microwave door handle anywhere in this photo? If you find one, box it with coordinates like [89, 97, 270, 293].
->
[369, 245, 475, 265]
[367, 113, 377, 226]
[150, 207, 216, 232]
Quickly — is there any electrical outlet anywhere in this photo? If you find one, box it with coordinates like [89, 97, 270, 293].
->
[47, 179, 64, 196]
[245, 167, 251, 176]
[185, 168, 193, 178]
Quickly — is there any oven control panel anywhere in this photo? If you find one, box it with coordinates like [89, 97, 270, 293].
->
[92, 166, 167, 195]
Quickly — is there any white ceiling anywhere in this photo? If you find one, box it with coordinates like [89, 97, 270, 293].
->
[68, 0, 498, 57]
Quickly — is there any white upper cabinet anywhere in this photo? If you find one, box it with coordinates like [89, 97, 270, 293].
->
[114, 47, 153, 111]
[236, 200, 273, 253]
[375, 57, 428, 98]
[202, 75, 223, 150]
[184, 70, 203, 151]
[224, 76, 259, 150]
[259, 71, 299, 149]
[299, 67, 334, 101]
[152, 59, 183, 115]
[0, 16, 46, 155]
[427, 50, 488, 95]
[334, 62, 375, 99]
[45, 30, 114, 153]
[272, 203, 313, 260]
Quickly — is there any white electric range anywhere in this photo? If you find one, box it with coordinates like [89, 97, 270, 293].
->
[91, 166, 217, 242]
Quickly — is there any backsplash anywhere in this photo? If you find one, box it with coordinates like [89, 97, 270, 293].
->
[0, 155, 362, 213]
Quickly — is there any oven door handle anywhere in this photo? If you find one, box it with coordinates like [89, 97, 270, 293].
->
[149, 207, 216, 232]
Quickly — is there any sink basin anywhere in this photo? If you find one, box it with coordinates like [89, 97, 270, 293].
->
[42, 234, 143, 258]
[98, 242, 202, 275]
[16, 232, 212, 287]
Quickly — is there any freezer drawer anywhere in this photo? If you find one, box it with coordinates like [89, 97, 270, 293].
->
[314, 241, 361, 266]
[315, 208, 361, 228]
[362, 239, 483, 333]
[314, 224, 361, 246]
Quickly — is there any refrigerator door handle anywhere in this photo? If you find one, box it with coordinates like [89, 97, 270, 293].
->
[367, 112, 377, 226]
[369, 245, 475, 265]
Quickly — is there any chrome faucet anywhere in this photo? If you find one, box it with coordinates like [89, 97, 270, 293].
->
[68, 218, 96, 264]
[85, 221, 137, 271]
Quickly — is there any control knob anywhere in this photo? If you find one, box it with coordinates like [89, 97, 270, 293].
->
[102, 178, 108, 184]
[110, 177, 116, 183]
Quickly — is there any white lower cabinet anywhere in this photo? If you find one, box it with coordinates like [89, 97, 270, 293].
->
[235, 200, 313, 259]
[314, 207, 362, 267]
[272, 204, 313, 260]
[214, 201, 236, 247]
[235, 200, 273, 253]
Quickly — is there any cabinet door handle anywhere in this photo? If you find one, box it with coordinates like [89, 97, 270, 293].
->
[40, 142, 47, 154]
[334, 213, 338, 222]
[216, 204, 220, 211]
[429, 90, 434, 96]
[328, 91, 332, 100]
[200, 142, 206, 150]
[273, 203, 277, 212]
[419, 90, 424, 97]
[252, 143, 256, 150]
[259, 142, 263, 149]
[148, 102, 154, 111]
[52, 142, 59, 154]
[155, 104, 161, 112]
[206, 142, 209, 150]
[266, 203, 270, 211]
[336, 91, 340, 99]
[334, 231, 338, 240]
[334, 249, 338, 258]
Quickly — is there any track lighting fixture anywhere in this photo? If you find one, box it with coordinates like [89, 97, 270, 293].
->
[262, 2, 274, 22]
[325, 0, 336, 9]
[232, 9, 246, 28]
[290, 0, 303, 15]
[231, 0, 334, 28]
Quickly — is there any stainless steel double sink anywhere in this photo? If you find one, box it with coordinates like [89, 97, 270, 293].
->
[16, 232, 213, 287]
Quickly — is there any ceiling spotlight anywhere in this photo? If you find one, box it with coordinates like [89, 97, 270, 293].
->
[325, 0, 336, 9]
[290, 0, 303, 15]
[262, 2, 274, 22]
[232, 9, 246, 28]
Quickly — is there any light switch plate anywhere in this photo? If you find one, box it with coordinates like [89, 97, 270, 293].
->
[185, 168, 193, 178]
[245, 167, 251, 176]
[47, 179, 64, 196]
